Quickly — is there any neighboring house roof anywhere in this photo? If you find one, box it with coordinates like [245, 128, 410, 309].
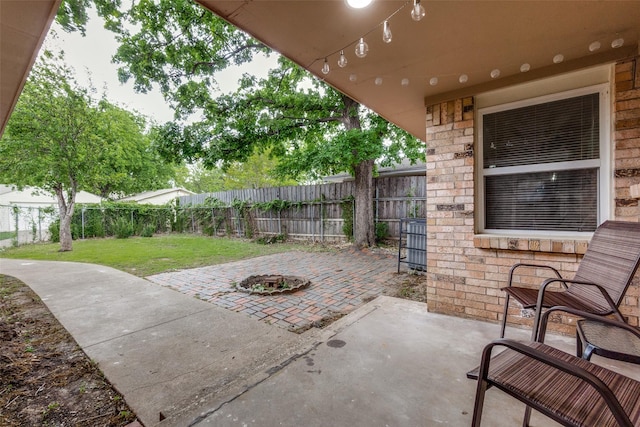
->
[323, 160, 426, 183]
[0, 185, 103, 205]
[119, 188, 195, 205]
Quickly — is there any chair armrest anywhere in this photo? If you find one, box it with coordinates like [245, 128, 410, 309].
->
[479, 339, 634, 427]
[537, 277, 623, 320]
[538, 306, 640, 343]
[506, 263, 563, 288]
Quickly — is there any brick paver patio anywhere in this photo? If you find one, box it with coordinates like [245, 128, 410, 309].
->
[146, 248, 414, 332]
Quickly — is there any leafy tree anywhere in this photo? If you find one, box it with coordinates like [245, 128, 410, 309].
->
[223, 150, 299, 190]
[0, 52, 173, 251]
[58, 0, 424, 247]
[172, 162, 226, 194]
[91, 104, 174, 199]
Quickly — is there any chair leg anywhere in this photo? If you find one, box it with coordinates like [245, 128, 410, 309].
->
[530, 306, 543, 341]
[583, 344, 596, 361]
[471, 377, 489, 427]
[500, 293, 510, 338]
[522, 406, 532, 427]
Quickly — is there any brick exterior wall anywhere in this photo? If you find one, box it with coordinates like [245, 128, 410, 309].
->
[425, 57, 640, 334]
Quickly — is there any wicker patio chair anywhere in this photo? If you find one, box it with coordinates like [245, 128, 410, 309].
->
[472, 308, 640, 427]
[500, 220, 640, 341]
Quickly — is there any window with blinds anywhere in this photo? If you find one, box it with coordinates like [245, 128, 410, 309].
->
[480, 91, 602, 233]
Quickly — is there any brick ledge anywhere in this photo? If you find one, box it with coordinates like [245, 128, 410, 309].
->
[473, 234, 591, 254]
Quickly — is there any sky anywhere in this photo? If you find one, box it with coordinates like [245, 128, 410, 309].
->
[43, 8, 278, 124]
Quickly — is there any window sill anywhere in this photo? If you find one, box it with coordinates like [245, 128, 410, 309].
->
[473, 234, 591, 254]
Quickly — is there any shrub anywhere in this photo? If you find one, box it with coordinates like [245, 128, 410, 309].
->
[113, 217, 134, 239]
[140, 224, 155, 238]
[48, 220, 60, 243]
[375, 222, 389, 243]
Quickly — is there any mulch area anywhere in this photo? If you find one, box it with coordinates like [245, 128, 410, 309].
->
[0, 274, 139, 427]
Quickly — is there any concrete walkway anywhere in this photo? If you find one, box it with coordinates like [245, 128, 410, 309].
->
[2, 255, 639, 427]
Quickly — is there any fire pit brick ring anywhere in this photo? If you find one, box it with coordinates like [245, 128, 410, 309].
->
[236, 275, 311, 295]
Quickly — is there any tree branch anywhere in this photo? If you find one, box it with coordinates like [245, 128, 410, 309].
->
[190, 43, 265, 74]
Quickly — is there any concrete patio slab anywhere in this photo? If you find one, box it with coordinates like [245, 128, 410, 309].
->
[2, 256, 638, 427]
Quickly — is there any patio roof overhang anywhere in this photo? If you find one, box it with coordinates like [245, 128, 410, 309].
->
[0, 0, 61, 137]
[1, 1, 639, 140]
[195, 0, 640, 140]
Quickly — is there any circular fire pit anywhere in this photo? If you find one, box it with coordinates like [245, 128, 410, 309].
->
[237, 275, 311, 295]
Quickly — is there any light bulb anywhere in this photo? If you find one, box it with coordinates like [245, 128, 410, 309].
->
[520, 63, 530, 72]
[611, 38, 624, 48]
[346, 0, 372, 8]
[349, 74, 357, 82]
[355, 38, 369, 58]
[458, 74, 468, 83]
[382, 21, 392, 43]
[490, 69, 500, 79]
[429, 77, 438, 86]
[401, 78, 410, 86]
[375, 77, 383, 85]
[589, 41, 601, 52]
[553, 54, 564, 64]
[411, 0, 425, 21]
[322, 59, 330, 75]
[338, 50, 348, 68]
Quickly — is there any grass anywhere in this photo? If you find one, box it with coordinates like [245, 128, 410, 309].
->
[0, 234, 328, 277]
[0, 231, 16, 240]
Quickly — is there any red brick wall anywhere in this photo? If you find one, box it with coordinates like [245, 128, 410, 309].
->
[425, 57, 640, 333]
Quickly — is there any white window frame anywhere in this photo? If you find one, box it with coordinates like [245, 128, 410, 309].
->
[477, 83, 611, 236]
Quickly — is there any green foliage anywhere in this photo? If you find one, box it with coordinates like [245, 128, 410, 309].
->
[228, 199, 255, 238]
[255, 234, 287, 245]
[65, 1, 424, 247]
[0, 51, 174, 251]
[375, 222, 389, 243]
[341, 197, 355, 241]
[141, 224, 156, 238]
[0, 231, 16, 240]
[113, 217, 134, 239]
[49, 221, 60, 243]
[253, 199, 291, 213]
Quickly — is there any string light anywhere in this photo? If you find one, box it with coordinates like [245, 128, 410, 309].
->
[382, 20, 393, 43]
[338, 50, 348, 67]
[611, 38, 624, 48]
[312, 1, 422, 75]
[314, 3, 626, 89]
[355, 37, 369, 58]
[322, 58, 330, 74]
[411, 0, 426, 21]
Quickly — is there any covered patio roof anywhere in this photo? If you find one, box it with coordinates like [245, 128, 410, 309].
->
[1, 1, 639, 140]
[196, 0, 640, 140]
[0, 0, 60, 136]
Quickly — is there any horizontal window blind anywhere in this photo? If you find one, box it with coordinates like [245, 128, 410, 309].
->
[485, 169, 598, 232]
[483, 93, 599, 169]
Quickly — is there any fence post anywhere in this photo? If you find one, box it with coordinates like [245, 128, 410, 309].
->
[38, 207, 42, 242]
[81, 206, 86, 240]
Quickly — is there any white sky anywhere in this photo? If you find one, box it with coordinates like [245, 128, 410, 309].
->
[43, 8, 278, 124]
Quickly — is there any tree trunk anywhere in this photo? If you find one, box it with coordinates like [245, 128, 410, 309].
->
[340, 95, 376, 248]
[55, 185, 76, 252]
[353, 158, 376, 247]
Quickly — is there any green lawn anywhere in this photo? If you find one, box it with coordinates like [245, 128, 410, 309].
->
[0, 231, 16, 240]
[0, 234, 327, 277]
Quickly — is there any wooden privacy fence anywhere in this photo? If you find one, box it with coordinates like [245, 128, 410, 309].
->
[178, 176, 426, 242]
